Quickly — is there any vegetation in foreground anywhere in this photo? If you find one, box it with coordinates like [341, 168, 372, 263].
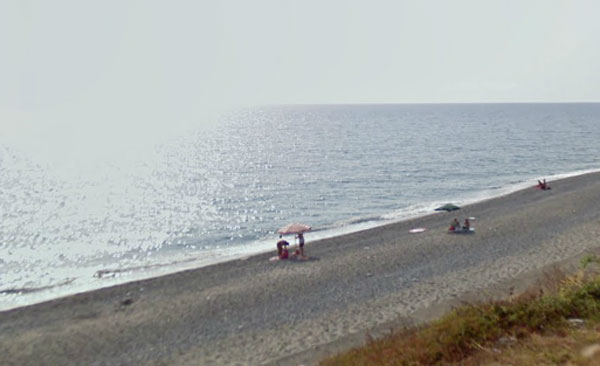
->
[321, 255, 600, 366]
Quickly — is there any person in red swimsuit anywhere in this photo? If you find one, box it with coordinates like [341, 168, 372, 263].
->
[276, 235, 289, 258]
[280, 246, 289, 259]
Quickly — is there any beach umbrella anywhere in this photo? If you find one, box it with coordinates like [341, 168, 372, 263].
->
[277, 223, 311, 235]
[434, 203, 461, 212]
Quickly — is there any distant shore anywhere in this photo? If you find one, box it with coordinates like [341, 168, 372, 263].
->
[2, 172, 600, 365]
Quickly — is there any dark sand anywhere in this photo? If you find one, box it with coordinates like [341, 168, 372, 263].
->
[1, 172, 600, 366]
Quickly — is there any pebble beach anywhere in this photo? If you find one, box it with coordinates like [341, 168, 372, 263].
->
[1, 172, 600, 366]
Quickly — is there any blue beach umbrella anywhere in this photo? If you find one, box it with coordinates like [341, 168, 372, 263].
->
[434, 203, 461, 212]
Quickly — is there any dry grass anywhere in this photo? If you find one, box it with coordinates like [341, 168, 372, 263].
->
[461, 323, 600, 366]
[321, 255, 600, 366]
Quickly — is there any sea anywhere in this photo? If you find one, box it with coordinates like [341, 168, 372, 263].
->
[2, 103, 600, 310]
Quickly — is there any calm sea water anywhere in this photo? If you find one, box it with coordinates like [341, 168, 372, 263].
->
[2, 103, 600, 309]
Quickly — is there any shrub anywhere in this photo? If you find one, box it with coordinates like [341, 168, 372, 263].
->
[322, 273, 600, 366]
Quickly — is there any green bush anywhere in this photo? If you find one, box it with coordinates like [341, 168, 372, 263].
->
[322, 274, 600, 366]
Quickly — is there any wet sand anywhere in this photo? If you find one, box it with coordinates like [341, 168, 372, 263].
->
[1, 172, 600, 366]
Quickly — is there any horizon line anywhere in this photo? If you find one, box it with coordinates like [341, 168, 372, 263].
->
[255, 101, 600, 108]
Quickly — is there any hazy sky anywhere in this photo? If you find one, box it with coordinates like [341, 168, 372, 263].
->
[2, 0, 600, 143]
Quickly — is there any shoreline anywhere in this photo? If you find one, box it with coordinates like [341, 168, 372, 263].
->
[3, 167, 599, 312]
[1, 171, 600, 365]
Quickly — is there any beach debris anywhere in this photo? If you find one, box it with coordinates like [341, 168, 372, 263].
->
[496, 336, 517, 346]
[364, 246, 370, 250]
[581, 343, 600, 359]
[435, 203, 460, 212]
[567, 318, 585, 328]
[120, 298, 134, 306]
[409, 227, 426, 233]
[94, 270, 109, 278]
[472, 340, 500, 354]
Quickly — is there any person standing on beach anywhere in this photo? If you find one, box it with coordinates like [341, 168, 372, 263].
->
[297, 233, 305, 257]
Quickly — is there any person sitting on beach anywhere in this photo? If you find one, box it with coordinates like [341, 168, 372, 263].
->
[276, 235, 289, 257]
[463, 218, 470, 230]
[537, 179, 551, 190]
[280, 246, 289, 259]
[542, 179, 551, 190]
[449, 218, 460, 231]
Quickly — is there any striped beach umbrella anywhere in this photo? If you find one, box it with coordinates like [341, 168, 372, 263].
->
[277, 223, 311, 235]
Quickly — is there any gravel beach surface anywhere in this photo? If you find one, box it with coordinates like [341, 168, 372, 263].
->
[1, 172, 600, 366]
